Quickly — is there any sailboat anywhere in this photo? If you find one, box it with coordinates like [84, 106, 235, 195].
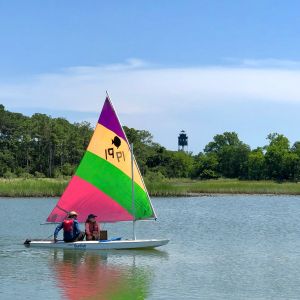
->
[25, 95, 169, 250]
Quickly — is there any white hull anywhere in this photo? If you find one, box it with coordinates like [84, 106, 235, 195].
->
[27, 239, 169, 250]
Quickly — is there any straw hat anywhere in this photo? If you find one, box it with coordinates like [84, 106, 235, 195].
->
[68, 211, 78, 217]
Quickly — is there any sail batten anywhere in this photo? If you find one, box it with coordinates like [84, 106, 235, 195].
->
[46, 96, 156, 223]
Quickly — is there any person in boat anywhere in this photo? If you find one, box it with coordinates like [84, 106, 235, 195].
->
[54, 211, 85, 243]
[85, 214, 100, 241]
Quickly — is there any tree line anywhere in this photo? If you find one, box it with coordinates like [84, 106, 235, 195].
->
[1, 104, 300, 181]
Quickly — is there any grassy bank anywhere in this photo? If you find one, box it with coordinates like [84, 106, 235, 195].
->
[1, 178, 300, 197]
[146, 178, 300, 196]
[0, 178, 68, 197]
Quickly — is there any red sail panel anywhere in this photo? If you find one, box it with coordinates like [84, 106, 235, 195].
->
[47, 176, 133, 223]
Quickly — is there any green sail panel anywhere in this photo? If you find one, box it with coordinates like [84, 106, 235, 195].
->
[75, 151, 154, 220]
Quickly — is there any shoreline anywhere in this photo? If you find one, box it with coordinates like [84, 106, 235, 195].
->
[1, 178, 300, 197]
[1, 192, 299, 198]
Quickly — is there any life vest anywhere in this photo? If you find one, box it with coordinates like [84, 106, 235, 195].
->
[63, 219, 74, 233]
[85, 222, 100, 237]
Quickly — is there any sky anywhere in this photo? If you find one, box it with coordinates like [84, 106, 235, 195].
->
[1, 1, 300, 153]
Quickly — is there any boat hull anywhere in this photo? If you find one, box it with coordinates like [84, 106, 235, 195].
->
[26, 239, 169, 250]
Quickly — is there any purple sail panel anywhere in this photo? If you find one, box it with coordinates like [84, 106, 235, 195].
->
[98, 97, 126, 141]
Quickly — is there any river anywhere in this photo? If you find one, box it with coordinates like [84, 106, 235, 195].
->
[1, 195, 300, 299]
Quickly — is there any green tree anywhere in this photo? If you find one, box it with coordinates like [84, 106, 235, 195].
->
[284, 152, 300, 180]
[192, 153, 219, 179]
[164, 151, 194, 178]
[0, 106, 93, 178]
[264, 133, 290, 180]
[124, 126, 157, 175]
[204, 132, 250, 178]
[247, 148, 265, 180]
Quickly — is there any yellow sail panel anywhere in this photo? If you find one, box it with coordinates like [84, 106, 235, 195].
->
[87, 123, 146, 191]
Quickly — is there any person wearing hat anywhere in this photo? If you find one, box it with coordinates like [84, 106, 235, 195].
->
[85, 214, 100, 241]
[53, 211, 85, 243]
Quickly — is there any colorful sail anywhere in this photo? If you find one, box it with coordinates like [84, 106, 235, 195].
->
[47, 96, 156, 223]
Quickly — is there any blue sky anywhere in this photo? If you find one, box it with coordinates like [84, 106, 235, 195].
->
[1, 1, 300, 152]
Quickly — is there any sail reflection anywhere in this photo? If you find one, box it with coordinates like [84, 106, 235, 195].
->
[50, 249, 156, 300]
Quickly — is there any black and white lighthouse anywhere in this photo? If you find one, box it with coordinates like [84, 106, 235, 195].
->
[178, 130, 188, 152]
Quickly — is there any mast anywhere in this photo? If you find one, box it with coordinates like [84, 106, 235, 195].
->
[131, 143, 136, 240]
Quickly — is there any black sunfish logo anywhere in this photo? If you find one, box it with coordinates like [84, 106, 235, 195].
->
[112, 136, 121, 148]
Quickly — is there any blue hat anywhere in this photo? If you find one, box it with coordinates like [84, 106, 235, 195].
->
[88, 214, 97, 219]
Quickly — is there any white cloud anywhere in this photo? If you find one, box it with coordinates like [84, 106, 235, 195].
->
[2, 58, 300, 117]
[2, 58, 300, 151]
[239, 58, 300, 69]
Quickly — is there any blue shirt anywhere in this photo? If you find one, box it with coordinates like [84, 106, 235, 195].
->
[54, 219, 81, 241]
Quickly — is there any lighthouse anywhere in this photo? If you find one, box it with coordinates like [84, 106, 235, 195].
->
[178, 130, 188, 152]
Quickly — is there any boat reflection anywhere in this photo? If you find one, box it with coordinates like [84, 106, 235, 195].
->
[50, 249, 166, 300]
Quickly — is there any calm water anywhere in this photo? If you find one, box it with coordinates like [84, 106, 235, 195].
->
[1, 195, 300, 299]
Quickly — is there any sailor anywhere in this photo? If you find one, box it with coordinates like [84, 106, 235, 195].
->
[85, 214, 100, 240]
[54, 211, 85, 243]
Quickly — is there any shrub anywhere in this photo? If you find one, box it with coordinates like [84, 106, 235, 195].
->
[3, 171, 17, 179]
[34, 171, 46, 178]
[18, 172, 34, 179]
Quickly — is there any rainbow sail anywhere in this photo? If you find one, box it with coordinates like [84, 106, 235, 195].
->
[47, 96, 156, 223]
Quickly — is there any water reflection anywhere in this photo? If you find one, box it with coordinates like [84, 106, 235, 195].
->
[49, 250, 165, 300]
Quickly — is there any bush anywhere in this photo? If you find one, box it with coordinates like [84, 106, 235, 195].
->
[18, 172, 34, 179]
[145, 171, 165, 184]
[15, 167, 26, 177]
[200, 169, 220, 179]
[61, 163, 75, 176]
[53, 168, 62, 178]
[3, 171, 17, 179]
[34, 171, 46, 178]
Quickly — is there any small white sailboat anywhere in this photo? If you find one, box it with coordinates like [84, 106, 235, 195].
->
[25, 95, 169, 250]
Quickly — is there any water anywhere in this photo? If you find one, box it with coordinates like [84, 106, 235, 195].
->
[1, 195, 300, 299]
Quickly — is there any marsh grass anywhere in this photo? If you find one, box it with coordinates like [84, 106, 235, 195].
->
[146, 178, 300, 196]
[1, 177, 300, 197]
[0, 178, 68, 197]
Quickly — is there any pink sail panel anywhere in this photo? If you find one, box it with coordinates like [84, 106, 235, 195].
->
[47, 176, 133, 223]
